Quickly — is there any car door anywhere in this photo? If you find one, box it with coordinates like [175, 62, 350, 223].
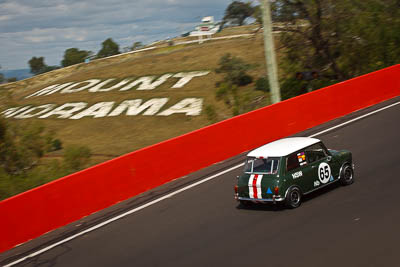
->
[285, 150, 313, 193]
[304, 142, 335, 192]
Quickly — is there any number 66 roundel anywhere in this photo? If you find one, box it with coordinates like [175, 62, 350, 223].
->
[318, 162, 331, 184]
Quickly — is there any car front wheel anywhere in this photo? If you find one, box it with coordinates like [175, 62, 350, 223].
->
[340, 164, 354, 185]
[285, 187, 301, 209]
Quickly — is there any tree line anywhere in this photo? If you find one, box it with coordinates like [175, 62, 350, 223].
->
[27, 38, 144, 76]
[208, 0, 400, 120]
[221, 0, 400, 99]
[6, 0, 400, 89]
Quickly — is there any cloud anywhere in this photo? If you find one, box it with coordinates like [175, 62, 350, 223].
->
[0, 15, 12, 21]
[0, 0, 233, 69]
[24, 35, 56, 43]
[15, 28, 88, 43]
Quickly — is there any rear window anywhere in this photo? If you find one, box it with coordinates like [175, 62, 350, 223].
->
[244, 157, 280, 174]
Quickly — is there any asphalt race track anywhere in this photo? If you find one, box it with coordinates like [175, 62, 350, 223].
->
[2, 96, 400, 267]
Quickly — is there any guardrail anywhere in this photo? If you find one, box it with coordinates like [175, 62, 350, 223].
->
[175, 33, 255, 45]
[0, 64, 399, 253]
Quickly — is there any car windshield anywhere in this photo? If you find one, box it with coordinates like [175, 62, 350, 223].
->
[244, 157, 279, 174]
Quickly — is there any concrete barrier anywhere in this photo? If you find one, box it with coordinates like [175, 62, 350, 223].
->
[1, 64, 399, 253]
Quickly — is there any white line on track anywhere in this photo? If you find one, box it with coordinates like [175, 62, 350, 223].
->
[4, 100, 400, 267]
[308, 101, 400, 138]
[4, 164, 245, 267]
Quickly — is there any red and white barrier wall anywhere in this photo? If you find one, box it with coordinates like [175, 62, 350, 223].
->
[1, 65, 399, 253]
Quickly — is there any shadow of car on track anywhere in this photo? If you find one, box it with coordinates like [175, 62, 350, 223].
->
[236, 182, 343, 211]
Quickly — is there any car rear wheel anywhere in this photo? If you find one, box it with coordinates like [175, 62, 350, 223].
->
[285, 187, 301, 209]
[340, 164, 354, 185]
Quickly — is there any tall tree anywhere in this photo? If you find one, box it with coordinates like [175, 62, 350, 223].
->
[277, 0, 400, 84]
[252, 5, 262, 25]
[223, 1, 254, 26]
[97, 38, 120, 58]
[214, 53, 254, 115]
[0, 121, 55, 174]
[61, 48, 92, 67]
[28, 57, 46, 74]
[215, 53, 253, 86]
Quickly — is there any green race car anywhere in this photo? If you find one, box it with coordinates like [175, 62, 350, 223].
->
[234, 137, 354, 208]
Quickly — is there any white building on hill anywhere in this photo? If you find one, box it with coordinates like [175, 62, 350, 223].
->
[190, 16, 220, 37]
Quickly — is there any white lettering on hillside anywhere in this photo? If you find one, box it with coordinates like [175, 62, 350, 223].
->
[24, 71, 211, 98]
[11, 71, 210, 120]
[39, 103, 88, 119]
[25, 83, 74, 98]
[61, 79, 101, 94]
[3, 98, 203, 120]
[171, 71, 210, 88]
[1, 106, 30, 118]
[158, 98, 203, 116]
[88, 78, 133, 92]
[120, 74, 173, 91]
[108, 98, 169, 116]
[14, 104, 56, 119]
[70, 102, 115, 119]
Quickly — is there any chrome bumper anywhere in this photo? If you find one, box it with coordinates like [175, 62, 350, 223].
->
[237, 196, 285, 203]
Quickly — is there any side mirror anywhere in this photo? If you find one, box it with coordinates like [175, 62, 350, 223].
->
[327, 156, 332, 162]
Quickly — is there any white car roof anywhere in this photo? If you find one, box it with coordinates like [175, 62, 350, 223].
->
[247, 137, 320, 158]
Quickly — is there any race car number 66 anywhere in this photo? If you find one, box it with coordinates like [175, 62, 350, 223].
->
[318, 162, 331, 184]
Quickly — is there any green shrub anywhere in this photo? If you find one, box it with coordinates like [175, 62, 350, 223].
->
[63, 145, 91, 172]
[238, 74, 253, 86]
[280, 78, 308, 100]
[51, 139, 63, 151]
[0, 121, 58, 174]
[215, 82, 230, 99]
[205, 105, 217, 123]
[215, 53, 253, 87]
[255, 77, 270, 92]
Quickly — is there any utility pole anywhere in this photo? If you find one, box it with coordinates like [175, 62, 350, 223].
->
[261, 0, 281, 103]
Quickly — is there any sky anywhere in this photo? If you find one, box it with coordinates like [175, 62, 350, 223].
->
[0, 0, 233, 70]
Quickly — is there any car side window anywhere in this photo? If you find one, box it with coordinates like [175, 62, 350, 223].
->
[305, 143, 328, 164]
[287, 154, 299, 172]
[287, 150, 307, 172]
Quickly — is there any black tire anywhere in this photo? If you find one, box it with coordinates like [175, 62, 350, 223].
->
[340, 164, 354, 185]
[285, 187, 302, 209]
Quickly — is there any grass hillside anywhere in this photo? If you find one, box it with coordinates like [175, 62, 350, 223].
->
[0, 25, 273, 165]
